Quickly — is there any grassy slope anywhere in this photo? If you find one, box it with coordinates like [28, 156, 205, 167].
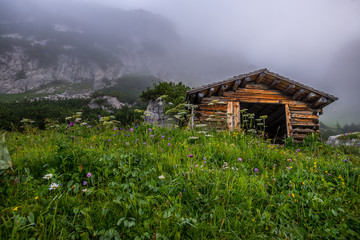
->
[0, 123, 359, 239]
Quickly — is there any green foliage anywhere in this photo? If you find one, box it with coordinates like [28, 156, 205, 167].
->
[0, 133, 12, 175]
[1, 122, 359, 239]
[140, 81, 190, 109]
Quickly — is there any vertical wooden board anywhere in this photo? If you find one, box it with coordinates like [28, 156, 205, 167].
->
[233, 102, 241, 130]
[227, 102, 234, 130]
[285, 104, 292, 138]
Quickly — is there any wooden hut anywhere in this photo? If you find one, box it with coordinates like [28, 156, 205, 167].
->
[185, 69, 338, 142]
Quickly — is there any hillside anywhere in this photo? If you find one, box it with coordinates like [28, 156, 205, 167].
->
[0, 0, 253, 98]
[0, 121, 359, 239]
[0, 0, 180, 94]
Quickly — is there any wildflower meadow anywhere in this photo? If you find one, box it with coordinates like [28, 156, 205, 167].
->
[1, 118, 359, 239]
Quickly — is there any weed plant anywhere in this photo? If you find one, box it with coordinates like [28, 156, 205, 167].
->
[0, 119, 359, 239]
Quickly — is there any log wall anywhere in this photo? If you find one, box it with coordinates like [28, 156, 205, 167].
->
[193, 83, 320, 141]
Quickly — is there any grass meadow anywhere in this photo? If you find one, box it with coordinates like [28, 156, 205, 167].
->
[1, 120, 360, 239]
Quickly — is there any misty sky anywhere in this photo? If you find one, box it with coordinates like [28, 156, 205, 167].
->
[81, 0, 360, 80]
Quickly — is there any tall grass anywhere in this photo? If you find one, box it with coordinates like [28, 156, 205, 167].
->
[1, 121, 359, 239]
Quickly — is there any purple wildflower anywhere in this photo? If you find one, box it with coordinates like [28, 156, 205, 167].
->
[86, 172, 91, 178]
[238, 158, 242, 161]
[150, 134, 154, 138]
[83, 181, 87, 185]
[143, 142, 146, 145]
[162, 135, 165, 139]
[343, 159, 348, 162]
[130, 128, 134, 132]
[254, 168, 259, 172]
[148, 128, 152, 131]
[168, 143, 171, 146]
[296, 149, 300, 152]
[189, 154, 194, 158]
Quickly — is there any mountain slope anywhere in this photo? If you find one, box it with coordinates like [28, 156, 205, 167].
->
[0, 0, 180, 93]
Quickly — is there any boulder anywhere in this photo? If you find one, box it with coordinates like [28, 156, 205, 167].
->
[326, 132, 360, 147]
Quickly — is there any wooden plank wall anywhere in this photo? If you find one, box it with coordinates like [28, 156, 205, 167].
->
[194, 83, 320, 141]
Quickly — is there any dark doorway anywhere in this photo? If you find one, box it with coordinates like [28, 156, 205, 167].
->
[240, 102, 287, 142]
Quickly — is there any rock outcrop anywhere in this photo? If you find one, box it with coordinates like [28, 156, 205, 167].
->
[326, 132, 360, 147]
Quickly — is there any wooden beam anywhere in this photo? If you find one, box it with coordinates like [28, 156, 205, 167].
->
[231, 80, 241, 91]
[311, 97, 327, 108]
[285, 104, 292, 138]
[283, 84, 295, 95]
[255, 72, 266, 84]
[196, 92, 204, 104]
[240, 77, 251, 88]
[303, 92, 317, 102]
[292, 89, 306, 100]
[206, 87, 215, 97]
[270, 79, 280, 88]
[217, 85, 227, 96]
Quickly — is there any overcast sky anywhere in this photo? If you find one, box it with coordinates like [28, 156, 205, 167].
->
[81, 0, 360, 81]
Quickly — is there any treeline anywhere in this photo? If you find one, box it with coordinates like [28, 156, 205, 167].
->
[320, 122, 360, 140]
[0, 99, 141, 131]
[0, 80, 191, 131]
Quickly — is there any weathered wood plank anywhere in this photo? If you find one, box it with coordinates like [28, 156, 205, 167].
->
[292, 128, 316, 133]
[293, 133, 307, 139]
[285, 104, 292, 137]
[291, 114, 319, 119]
[234, 88, 283, 95]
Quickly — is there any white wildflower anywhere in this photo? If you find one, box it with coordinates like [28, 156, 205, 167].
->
[43, 174, 53, 179]
[49, 183, 59, 190]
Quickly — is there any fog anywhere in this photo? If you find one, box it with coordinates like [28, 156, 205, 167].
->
[3, 0, 360, 124]
[83, 0, 360, 75]
[79, 0, 360, 124]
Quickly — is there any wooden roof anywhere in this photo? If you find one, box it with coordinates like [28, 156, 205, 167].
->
[186, 68, 338, 109]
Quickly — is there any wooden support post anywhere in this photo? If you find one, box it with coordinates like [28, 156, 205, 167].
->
[217, 85, 227, 96]
[285, 104, 292, 138]
[233, 102, 241, 130]
[255, 72, 266, 84]
[231, 80, 241, 91]
[292, 89, 306, 100]
[240, 77, 251, 88]
[206, 87, 215, 97]
[283, 84, 295, 94]
[196, 92, 204, 104]
[227, 102, 234, 130]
